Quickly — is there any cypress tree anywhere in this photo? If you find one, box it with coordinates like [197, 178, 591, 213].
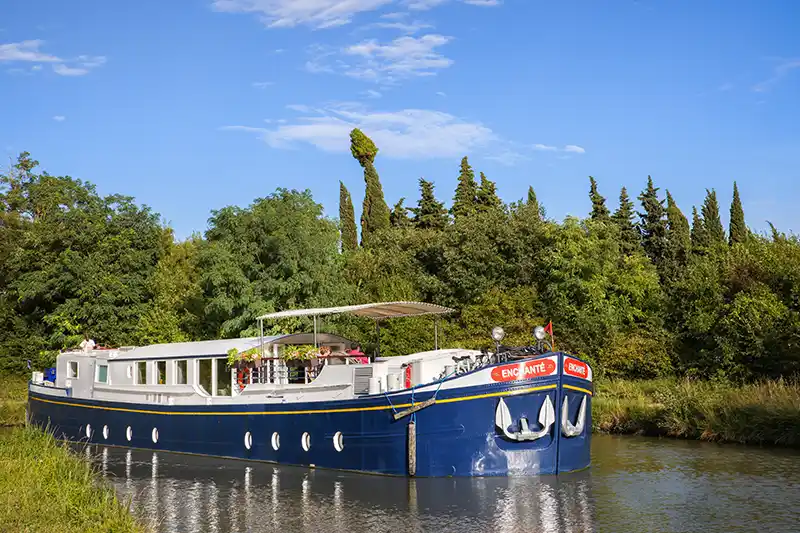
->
[613, 187, 639, 255]
[452, 156, 478, 219]
[691, 206, 708, 251]
[527, 186, 544, 219]
[476, 172, 502, 213]
[729, 181, 747, 245]
[338, 181, 358, 252]
[350, 129, 390, 246]
[412, 178, 448, 230]
[666, 190, 691, 268]
[589, 176, 611, 221]
[701, 188, 726, 246]
[390, 198, 412, 228]
[637, 176, 669, 268]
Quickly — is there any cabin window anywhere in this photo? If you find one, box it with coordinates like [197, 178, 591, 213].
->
[136, 361, 147, 384]
[156, 361, 167, 384]
[198, 359, 212, 395]
[176, 360, 188, 385]
[95, 364, 108, 384]
[68, 361, 79, 378]
[215, 358, 231, 396]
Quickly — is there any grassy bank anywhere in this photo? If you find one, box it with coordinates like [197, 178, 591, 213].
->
[592, 378, 800, 447]
[0, 375, 27, 427]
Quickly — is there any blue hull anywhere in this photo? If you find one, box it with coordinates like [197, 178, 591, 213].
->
[27, 355, 593, 477]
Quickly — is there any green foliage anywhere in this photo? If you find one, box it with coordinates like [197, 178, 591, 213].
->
[476, 172, 503, 214]
[360, 161, 391, 247]
[691, 205, 708, 252]
[349, 128, 377, 167]
[702, 188, 726, 246]
[729, 181, 747, 245]
[338, 181, 358, 252]
[613, 187, 639, 255]
[589, 176, 610, 221]
[452, 156, 478, 219]
[390, 197, 412, 228]
[411, 178, 448, 230]
[666, 190, 691, 270]
[526, 186, 545, 219]
[637, 176, 669, 270]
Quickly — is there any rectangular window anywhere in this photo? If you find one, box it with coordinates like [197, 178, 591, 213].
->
[96, 364, 108, 384]
[198, 359, 212, 395]
[136, 361, 147, 384]
[156, 361, 167, 385]
[68, 361, 79, 378]
[215, 358, 231, 396]
[176, 360, 187, 385]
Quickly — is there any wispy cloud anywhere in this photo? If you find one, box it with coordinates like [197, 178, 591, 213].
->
[360, 19, 433, 34]
[407, 0, 501, 9]
[222, 102, 497, 159]
[252, 81, 275, 88]
[436, 91, 446, 97]
[486, 149, 527, 166]
[381, 11, 408, 19]
[753, 58, 800, 92]
[362, 89, 383, 98]
[52, 115, 65, 122]
[533, 143, 586, 154]
[1, 40, 105, 76]
[212, 0, 392, 29]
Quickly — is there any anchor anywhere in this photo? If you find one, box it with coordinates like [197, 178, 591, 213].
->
[561, 395, 587, 438]
[495, 396, 555, 441]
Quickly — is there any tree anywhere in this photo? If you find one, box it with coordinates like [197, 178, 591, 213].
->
[350, 129, 390, 246]
[452, 156, 478, 219]
[666, 190, 691, 269]
[338, 181, 358, 252]
[390, 198, 412, 228]
[729, 181, 747, 245]
[411, 178, 448, 230]
[613, 187, 639, 255]
[637, 176, 669, 269]
[691, 206, 708, 251]
[589, 176, 611, 221]
[527, 186, 545, 220]
[476, 172, 503, 213]
[702, 188, 726, 246]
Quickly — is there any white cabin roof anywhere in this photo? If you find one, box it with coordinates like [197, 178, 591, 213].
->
[257, 301, 454, 321]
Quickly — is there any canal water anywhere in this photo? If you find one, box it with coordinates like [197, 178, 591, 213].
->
[83, 435, 800, 533]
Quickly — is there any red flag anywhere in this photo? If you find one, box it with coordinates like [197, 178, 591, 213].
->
[544, 321, 553, 336]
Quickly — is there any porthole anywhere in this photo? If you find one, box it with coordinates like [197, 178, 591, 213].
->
[85, 424, 92, 439]
[152, 428, 159, 444]
[102, 425, 109, 440]
[333, 431, 344, 452]
[126, 426, 133, 441]
[244, 431, 253, 450]
[301, 432, 311, 452]
[271, 432, 280, 451]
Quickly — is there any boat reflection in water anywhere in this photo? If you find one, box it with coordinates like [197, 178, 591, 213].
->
[88, 445, 596, 533]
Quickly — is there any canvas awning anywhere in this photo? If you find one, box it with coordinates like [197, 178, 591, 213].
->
[256, 301, 454, 321]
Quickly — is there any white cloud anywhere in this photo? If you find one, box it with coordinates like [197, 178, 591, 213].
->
[342, 34, 453, 82]
[52, 115, 66, 122]
[381, 11, 408, 19]
[436, 91, 446, 96]
[753, 58, 800, 92]
[406, 0, 500, 9]
[223, 103, 496, 159]
[252, 81, 275, 88]
[0, 40, 61, 62]
[533, 143, 557, 151]
[363, 89, 383, 98]
[361, 19, 433, 34]
[563, 145, 585, 154]
[533, 143, 585, 154]
[212, 0, 392, 29]
[52, 64, 89, 76]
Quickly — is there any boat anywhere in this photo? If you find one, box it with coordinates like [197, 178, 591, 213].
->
[26, 301, 593, 477]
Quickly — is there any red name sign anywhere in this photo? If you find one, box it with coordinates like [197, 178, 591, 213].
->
[491, 359, 557, 382]
[563, 357, 590, 380]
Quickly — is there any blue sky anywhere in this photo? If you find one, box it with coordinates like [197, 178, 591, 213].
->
[1, 0, 798, 239]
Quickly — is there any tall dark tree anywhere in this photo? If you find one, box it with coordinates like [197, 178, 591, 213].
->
[350, 129, 390, 246]
[476, 172, 502, 213]
[452, 156, 478, 219]
[338, 181, 358, 252]
[613, 187, 639, 255]
[527, 186, 544, 219]
[411, 178, 448, 230]
[589, 176, 611, 221]
[666, 190, 691, 268]
[637, 176, 669, 268]
[729, 181, 747, 245]
[701, 188, 726, 246]
[390, 198, 412, 228]
[690, 206, 708, 251]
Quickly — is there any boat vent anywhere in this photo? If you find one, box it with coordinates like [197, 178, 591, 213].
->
[353, 367, 374, 395]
